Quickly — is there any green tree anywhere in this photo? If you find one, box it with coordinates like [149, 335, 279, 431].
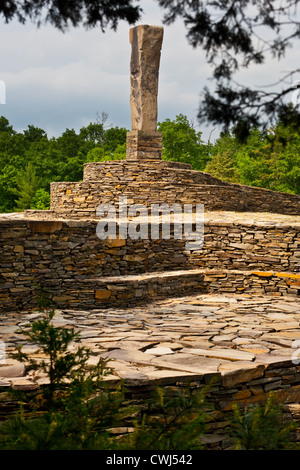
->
[23, 125, 47, 143]
[31, 188, 51, 210]
[10, 308, 110, 409]
[50, 129, 88, 181]
[86, 143, 126, 162]
[102, 126, 127, 153]
[111, 143, 126, 160]
[13, 163, 38, 211]
[235, 120, 300, 194]
[158, 114, 211, 170]
[0, 116, 16, 135]
[206, 116, 300, 194]
[128, 386, 207, 450]
[205, 149, 240, 183]
[231, 394, 297, 450]
[79, 122, 104, 147]
[85, 147, 106, 162]
[0, 0, 141, 31]
[0, 156, 21, 212]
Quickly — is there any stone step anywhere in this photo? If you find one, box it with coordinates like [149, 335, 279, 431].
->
[4, 268, 297, 312]
[43, 268, 208, 310]
[49, 178, 300, 217]
[62, 269, 299, 308]
[82, 159, 226, 186]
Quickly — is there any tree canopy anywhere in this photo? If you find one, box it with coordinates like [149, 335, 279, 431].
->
[157, 0, 300, 136]
[0, 113, 298, 214]
[0, 115, 128, 213]
[0, 0, 141, 31]
[158, 114, 211, 169]
[205, 106, 300, 194]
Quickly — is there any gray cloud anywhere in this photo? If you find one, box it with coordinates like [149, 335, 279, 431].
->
[0, 0, 298, 142]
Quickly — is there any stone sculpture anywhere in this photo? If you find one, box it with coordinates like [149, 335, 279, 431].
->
[126, 24, 164, 160]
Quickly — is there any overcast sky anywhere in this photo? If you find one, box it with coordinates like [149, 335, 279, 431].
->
[0, 0, 299, 142]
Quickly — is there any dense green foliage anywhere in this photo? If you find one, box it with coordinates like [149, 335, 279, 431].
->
[0, 116, 127, 212]
[158, 113, 211, 169]
[0, 0, 141, 31]
[206, 109, 300, 194]
[231, 395, 297, 450]
[0, 111, 299, 213]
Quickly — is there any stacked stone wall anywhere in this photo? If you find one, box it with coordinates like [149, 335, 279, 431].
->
[1, 216, 299, 311]
[83, 160, 226, 185]
[1, 353, 300, 450]
[195, 219, 300, 272]
[49, 161, 300, 217]
[125, 361, 300, 450]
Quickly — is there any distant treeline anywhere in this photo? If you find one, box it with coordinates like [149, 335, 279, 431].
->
[0, 109, 299, 213]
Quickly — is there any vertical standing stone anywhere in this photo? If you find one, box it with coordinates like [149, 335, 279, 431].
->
[126, 25, 164, 160]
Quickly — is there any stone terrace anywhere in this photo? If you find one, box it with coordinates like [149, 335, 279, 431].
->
[1, 292, 300, 448]
[1, 208, 300, 448]
[1, 210, 299, 311]
[48, 160, 300, 217]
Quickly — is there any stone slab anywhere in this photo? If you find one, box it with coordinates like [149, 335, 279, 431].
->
[1, 292, 300, 391]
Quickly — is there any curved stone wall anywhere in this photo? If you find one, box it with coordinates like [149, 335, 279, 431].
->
[83, 160, 228, 186]
[49, 160, 300, 217]
[1, 213, 299, 311]
[50, 180, 248, 214]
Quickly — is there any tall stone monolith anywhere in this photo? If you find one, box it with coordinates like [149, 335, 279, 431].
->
[126, 25, 164, 160]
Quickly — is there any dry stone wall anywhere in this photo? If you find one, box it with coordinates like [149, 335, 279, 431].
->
[1, 214, 299, 311]
[49, 161, 300, 217]
[2, 357, 300, 450]
[195, 218, 300, 272]
[83, 160, 225, 184]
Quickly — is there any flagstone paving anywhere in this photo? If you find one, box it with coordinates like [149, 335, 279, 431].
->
[1, 292, 300, 389]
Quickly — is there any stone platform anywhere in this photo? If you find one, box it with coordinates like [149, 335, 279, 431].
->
[1, 165, 299, 447]
[1, 292, 300, 448]
[2, 292, 300, 397]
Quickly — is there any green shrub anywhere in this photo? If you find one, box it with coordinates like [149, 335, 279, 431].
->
[0, 308, 208, 450]
[230, 394, 298, 450]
